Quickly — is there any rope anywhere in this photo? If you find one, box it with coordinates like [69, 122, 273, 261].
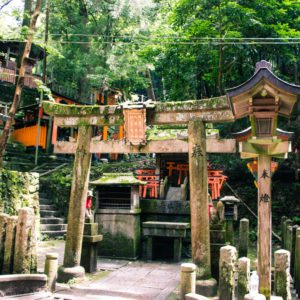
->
[224, 181, 281, 241]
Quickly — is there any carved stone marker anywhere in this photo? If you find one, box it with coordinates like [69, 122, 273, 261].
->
[239, 218, 249, 258]
[274, 249, 291, 300]
[2, 216, 18, 274]
[13, 208, 36, 274]
[237, 257, 250, 300]
[219, 245, 237, 300]
[0, 213, 9, 272]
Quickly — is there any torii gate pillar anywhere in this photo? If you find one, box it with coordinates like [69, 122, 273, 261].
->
[188, 119, 211, 279]
[57, 126, 93, 282]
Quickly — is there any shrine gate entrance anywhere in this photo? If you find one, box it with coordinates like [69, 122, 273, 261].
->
[43, 60, 300, 299]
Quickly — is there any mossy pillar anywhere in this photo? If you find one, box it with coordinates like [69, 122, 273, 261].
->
[58, 126, 93, 282]
[257, 155, 271, 299]
[283, 220, 293, 250]
[188, 119, 211, 279]
[219, 245, 237, 300]
[13, 208, 37, 274]
[237, 257, 250, 300]
[239, 218, 249, 258]
[274, 249, 291, 300]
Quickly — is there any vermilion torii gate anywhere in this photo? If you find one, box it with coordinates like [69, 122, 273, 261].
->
[43, 95, 236, 282]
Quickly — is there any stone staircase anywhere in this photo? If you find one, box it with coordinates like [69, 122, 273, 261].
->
[39, 191, 67, 238]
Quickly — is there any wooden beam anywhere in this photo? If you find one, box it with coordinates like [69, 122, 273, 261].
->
[54, 139, 236, 154]
[239, 141, 290, 156]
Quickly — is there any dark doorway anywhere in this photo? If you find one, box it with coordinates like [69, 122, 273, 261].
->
[152, 237, 174, 260]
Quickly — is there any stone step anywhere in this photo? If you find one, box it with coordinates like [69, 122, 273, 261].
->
[39, 198, 53, 205]
[40, 210, 61, 218]
[41, 230, 67, 238]
[39, 204, 56, 211]
[41, 224, 67, 231]
[40, 217, 65, 224]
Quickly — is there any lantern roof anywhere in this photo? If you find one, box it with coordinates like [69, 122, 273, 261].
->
[227, 60, 300, 119]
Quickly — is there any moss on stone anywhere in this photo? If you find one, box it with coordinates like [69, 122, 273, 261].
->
[42, 101, 121, 117]
[90, 173, 146, 186]
[155, 96, 228, 112]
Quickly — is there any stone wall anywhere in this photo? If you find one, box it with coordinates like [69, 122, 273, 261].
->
[0, 170, 40, 234]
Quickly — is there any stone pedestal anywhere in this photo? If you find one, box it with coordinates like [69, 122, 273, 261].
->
[80, 221, 102, 273]
[95, 209, 141, 259]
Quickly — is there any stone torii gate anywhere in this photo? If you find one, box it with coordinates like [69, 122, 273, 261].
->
[43, 96, 236, 282]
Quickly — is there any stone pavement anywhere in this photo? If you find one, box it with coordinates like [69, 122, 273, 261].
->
[37, 240, 181, 300]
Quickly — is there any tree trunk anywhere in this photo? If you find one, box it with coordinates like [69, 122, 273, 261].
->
[0, 0, 41, 167]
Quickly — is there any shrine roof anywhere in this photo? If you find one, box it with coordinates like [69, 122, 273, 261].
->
[232, 126, 294, 142]
[90, 173, 146, 186]
[227, 60, 300, 119]
[227, 60, 300, 98]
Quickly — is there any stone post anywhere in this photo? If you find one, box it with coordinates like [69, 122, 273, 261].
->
[274, 249, 291, 300]
[188, 119, 211, 279]
[180, 263, 196, 300]
[239, 218, 249, 258]
[237, 257, 250, 300]
[44, 253, 58, 292]
[219, 245, 237, 300]
[280, 216, 287, 248]
[2, 216, 18, 274]
[257, 155, 272, 298]
[13, 208, 36, 274]
[285, 226, 293, 255]
[294, 227, 300, 296]
[58, 126, 93, 282]
[0, 213, 9, 272]
[290, 225, 299, 278]
[283, 220, 293, 250]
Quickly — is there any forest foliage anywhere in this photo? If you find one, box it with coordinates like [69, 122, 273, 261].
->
[1, 0, 300, 102]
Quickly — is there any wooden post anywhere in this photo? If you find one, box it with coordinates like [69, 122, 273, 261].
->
[188, 119, 211, 279]
[257, 155, 272, 299]
[58, 126, 93, 282]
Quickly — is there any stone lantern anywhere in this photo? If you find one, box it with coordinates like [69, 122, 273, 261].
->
[220, 196, 240, 245]
[227, 60, 300, 298]
[220, 195, 240, 221]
